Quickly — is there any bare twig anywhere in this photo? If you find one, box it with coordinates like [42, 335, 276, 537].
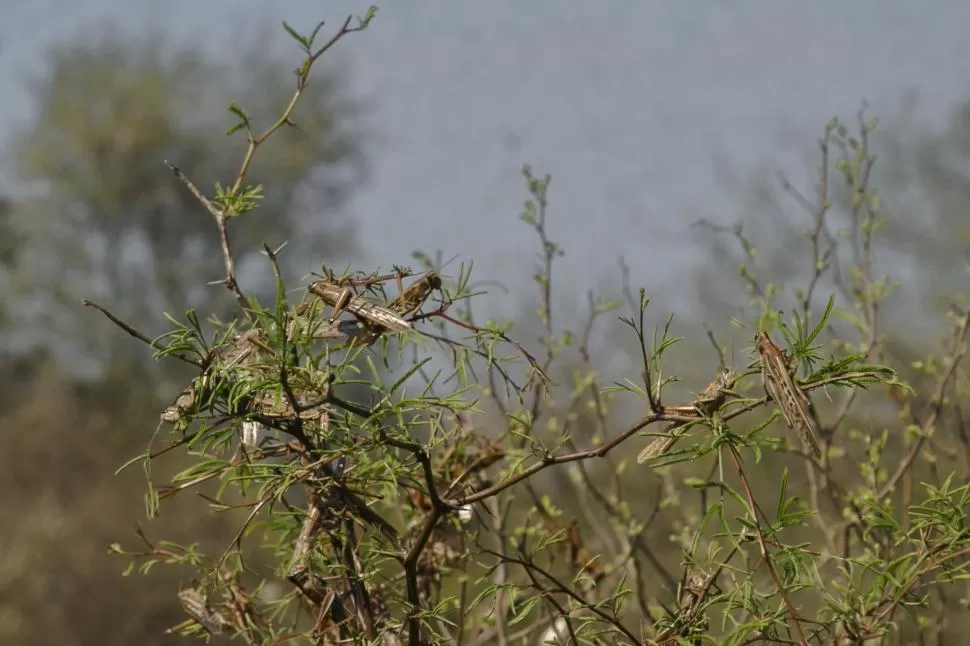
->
[81, 299, 201, 366]
[166, 161, 250, 313]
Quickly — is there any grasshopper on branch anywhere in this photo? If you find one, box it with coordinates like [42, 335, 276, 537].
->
[309, 281, 414, 333]
[755, 329, 823, 459]
[386, 270, 443, 319]
[160, 272, 444, 425]
[308, 270, 442, 334]
[638, 368, 739, 463]
[176, 586, 228, 635]
[160, 329, 273, 424]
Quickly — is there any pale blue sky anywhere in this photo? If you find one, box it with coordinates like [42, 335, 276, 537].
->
[2, 1, 969, 320]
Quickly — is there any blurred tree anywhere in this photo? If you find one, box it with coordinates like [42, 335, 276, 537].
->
[0, 24, 370, 646]
[687, 95, 970, 372]
[0, 354, 247, 645]
[865, 94, 970, 313]
[0, 194, 13, 267]
[0, 194, 13, 333]
[4, 30, 368, 371]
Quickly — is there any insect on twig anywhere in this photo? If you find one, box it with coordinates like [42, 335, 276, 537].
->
[308, 279, 415, 333]
[385, 270, 443, 319]
[755, 329, 822, 459]
[638, 368, 738, 463]
[176, 586, 228, 635]
[160, 329, 272, 424]
[307, 270, 443, 345]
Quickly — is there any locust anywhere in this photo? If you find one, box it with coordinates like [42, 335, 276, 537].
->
[638, 368, 738, 463]
[176, 586, 228, 635]
[754, 329, 822, 459]
[160, 329, 271, 424]
[386, 270, 443, 319]
[308, 270, 442, 334]
[160, 273, 443, 425]
[309, 281, 414, 333]
[308, 270, 441, 338]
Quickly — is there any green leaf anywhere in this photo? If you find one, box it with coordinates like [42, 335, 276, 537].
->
[227, 102, 251, 126]
[225, 122, 246, 137]
[357, 6, 379, 29]
[307, 21, 327, 48]
[804, 294, 835, 345]
[281, 21, 310, 49]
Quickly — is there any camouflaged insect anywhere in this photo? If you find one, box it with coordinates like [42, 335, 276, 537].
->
[177, 587, 228, 635]
[309, 271, 441, 331]
[755, 330, 822, 459]
[638, 368, 739, 464]
[309, 281, 414, 333]
[159, 330, 269, 424]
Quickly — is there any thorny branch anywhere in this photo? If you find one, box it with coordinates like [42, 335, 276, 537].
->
[165, 161, 251, 313]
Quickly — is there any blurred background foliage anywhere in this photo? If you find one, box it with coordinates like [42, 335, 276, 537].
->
[0, 28, 367, 645]
[2, 15, 970, 646]
[3, 31, 366, 372]
[680, 99, 970, 495]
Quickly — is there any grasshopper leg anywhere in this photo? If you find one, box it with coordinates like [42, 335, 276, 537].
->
[329, 286, 353, 324]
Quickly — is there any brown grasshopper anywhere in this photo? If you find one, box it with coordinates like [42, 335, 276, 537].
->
[754, 329, 822, 459]
[176, 586, 228, 635]
[386, 270, 442, 319]
[309, 280, 414, 333]
[638, 368, 738, 463]
[308, 270, 442, 336]
[160, 329, 271, 424]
